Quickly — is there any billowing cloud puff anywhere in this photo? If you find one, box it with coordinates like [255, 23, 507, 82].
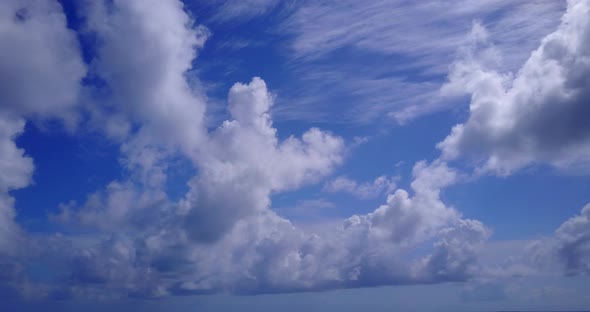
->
[50, 181, 170, 233]
[555, 203, 590, 275]
[0, 117, 33, 299]
[0, 117, 33, 193]
[484, 203, 590, 280]
[0, 116, 32, 255]
[438, 0, 590, 174]
[0, 0, 86, 126]
[359, 161, 460, 245]
[420, 218, 490, 282]
[38, 161, 488, 298]
[182, 78, 345, 243]
[83, 0, 209, 154]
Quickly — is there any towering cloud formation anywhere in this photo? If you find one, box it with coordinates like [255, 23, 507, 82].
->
[182, 77, 344, 242]
[438, 0, 590, 174]
[84, 0, 209, 149]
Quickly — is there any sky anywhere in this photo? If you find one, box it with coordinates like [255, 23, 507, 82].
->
[1, 0, 590, 311]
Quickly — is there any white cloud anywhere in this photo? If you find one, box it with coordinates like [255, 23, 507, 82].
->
[0, 0, 84, 295]
[26, 160, 488, 298]
[553, 203, 590, 275]
[323, 175, 397, 199]
[419, 218, 490, 281]
[0, 195, 23, 256]
[274, 0, 564, 124]
[0, 117, 33, 193]
[83, 0, 209, 155]
[0, 0, 86, 126]
[478, 203, 590, 281]
[438, 0, 590, 174]
[176, 161, 484, 293]
[73, 0, 215, 208]
[182, 77, 345, 242]
[0, 117, 33, 289]
[359, 161, 461, 245]
[210, 0, 279, 22]
[50, 181, 170, 233]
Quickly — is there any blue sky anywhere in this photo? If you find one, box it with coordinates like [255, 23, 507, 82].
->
[1, 0, 590, 311]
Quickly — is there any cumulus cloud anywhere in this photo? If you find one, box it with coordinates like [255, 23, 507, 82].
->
[438, 0, 590, 174]
[0, 0, 86, 260]
[0, 0, 86, 126]
[554, 203, 590, 275]
[0, 117, 34, 298]
[50, 181, 170, 233]
[37, 161, 488, 298]
[182, 77, 344, 243]
[0, 1, 82, 298]
[0, 117, 33, 194]
[211, 0, 279, 22]
[323, 175, 397, 199]
[419, 218, 490, 282]
[349, 161, 462, 245]
[83, 0, 209, 158]
[0, 117, 32, 253]
[481, 203, 590, 281]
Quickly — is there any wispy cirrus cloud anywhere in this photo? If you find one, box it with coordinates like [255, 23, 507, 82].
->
[323, 175, 398, 199]
[273, 0, 565, 124]
[439, 0, 590, 174]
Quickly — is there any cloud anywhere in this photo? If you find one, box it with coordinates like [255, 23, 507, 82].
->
[323, 175, 397, 199]
[0, 117, 34, 300]
[84, 0, 210, 147]
[0, 117, 33, 194]
[11, 160, 487, 299]
[182, 77, 345, 243]
[273, 0, 564, 124]
[0, 0, 85, 300]
[50, 181, 170, 233]
[177, 161, 485, 293]
[0, 0, 86, 126]
[419, 218, 490, 282]
[482, 203, 590, 281]
[362, 161, 461, 245]
[209, 0, 279, 22]
[283, 1, 562, 67]
[438, 0, 590, 174]
[0, 116, 33, 261]
[554, 203, 590, 275]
